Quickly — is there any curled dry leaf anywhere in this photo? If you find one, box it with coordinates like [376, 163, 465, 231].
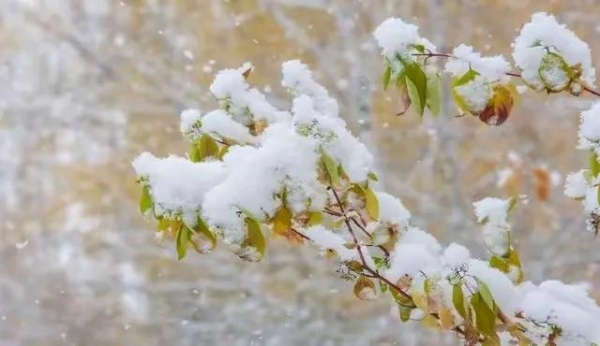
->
[478, 84, 516, 126]
[353, 276, 377, 300]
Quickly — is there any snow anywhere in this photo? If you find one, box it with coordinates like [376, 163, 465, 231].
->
[200, 109, 254, 144]
[564, 170, 588, 199]
[132, 152, 227, 226]
[303, 226, 376, 270]
[282, 60, 339, 117]
[210, 66, 248, 100]
[385, 227, 443, 282]
[442, 243, 471, 271]
[578, 102, 600, 155]
[513, 12, 595, 91]
[454, 76, 493, 113]
[444, 45, 512, 114]
[202, 124, 322, 245]
[445, 44, 510, 82]
[375, 192, 411, 229]
[473, 197, 510, 225]
[519, 280, 600, 344]
[181, 107, 256, 144]
[373, 18, 422, 59]
[473, 197, 511, 256]
[303, 226, 355, 262]
[291, 95, 373, 182]
[467, 259, 517, 315]
[583, 177, 600, 213]
[134, 53, 600, 343]
[399, 227, 442, 255]
[180, 108, 202, 139]
[386, 243, 440, 282]
[496, 168, 514, 188]
[210, 63, 290, 124]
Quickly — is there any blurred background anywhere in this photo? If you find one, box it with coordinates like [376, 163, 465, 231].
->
[1, 0, 600, 345]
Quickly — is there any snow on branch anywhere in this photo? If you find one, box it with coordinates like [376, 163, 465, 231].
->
[133, 12, 600, 345]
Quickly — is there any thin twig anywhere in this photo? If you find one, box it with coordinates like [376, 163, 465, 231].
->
[290, 228, 310, 241]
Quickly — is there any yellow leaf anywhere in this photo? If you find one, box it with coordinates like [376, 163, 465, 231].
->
[240, 217, 266, 262]
[272, 205, 292, 236]
[307, 211, 323, 226]
[199, 133, 219, 159]
[439, 307, 454, 330]
[420, 314, 438, 329]
[217, 144, 230, 160]
[253, 119, 267, 135]
[364, 187, 379, 220]
[412, 291, 429, 311]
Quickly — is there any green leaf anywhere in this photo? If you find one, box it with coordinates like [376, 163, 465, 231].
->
[367, 171, 379, 181]
[397, 303, 412, 322]
[453, 69, 479, 87]
[320, 148, 341, 187]
[451, 70, 479, 115]
[471, 292, 497, 336]
[188, 144, 201, 162]
[492, 249, 524, 283]
[157, 217, 169, 232]
[382, 66, 392, 90]
[404, 63, 428, 117]
[490, 255, 509, 273]
[190, 217, 217, 253]
[539, 52, 571, 92]
[424, 277, 433, 294]
[426, 72, 442, 116]
[590, 152, 600, 177]
[477, 280, 496, 313]
[452, 283, 466, 319]
[140, 185, 153, 215]
[176, 224, 190, 260]
[507, 248, 522, 267]
[199, 133, 220, 159]
[238, 207, 261, 221]
[507, 197, 518, 213]
[338, 164, 349, 180]
[378, 281, 389, 294]
[482, 333, 501, 346]
[373, 257, 389, 269]
[242, 216, 266, 261]
[410, 44, 425, 53]
[395, 71, 406, 89]
[364, 187, 379, 220]
[390, 288, 416, 308]
[307, 211, 323, 226]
